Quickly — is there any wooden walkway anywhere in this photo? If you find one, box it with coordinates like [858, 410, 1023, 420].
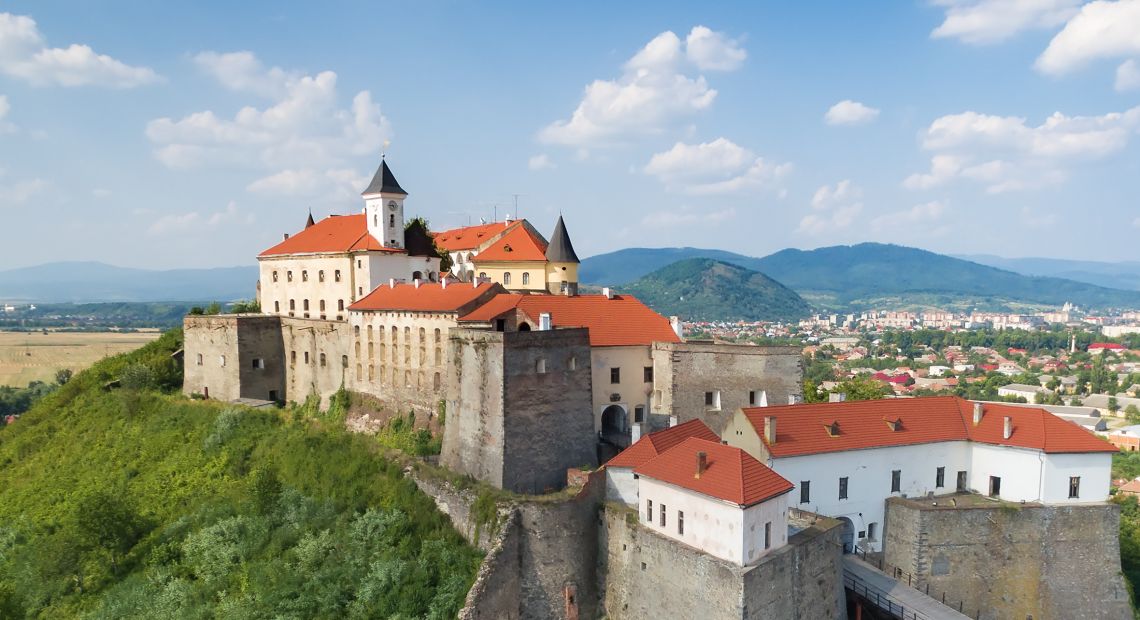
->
[843, 555, 972, 620]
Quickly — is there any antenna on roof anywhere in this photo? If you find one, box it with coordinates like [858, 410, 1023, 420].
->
[512, 193, 522, 219]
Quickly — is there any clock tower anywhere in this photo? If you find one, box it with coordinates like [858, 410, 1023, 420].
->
[362, 157, 407, 249]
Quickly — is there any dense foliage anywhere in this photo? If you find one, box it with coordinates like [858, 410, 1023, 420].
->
[1112, 453, 1140, 601]
[0, 331, 480, 618]
[622, 258, 812, 322]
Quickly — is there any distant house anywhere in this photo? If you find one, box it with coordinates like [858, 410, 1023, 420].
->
[1108, 425, 1140, 452]
[1089, 343, 1126, 355]
[997, 383, 1049, 401]
[1119, 478, 1140, 498]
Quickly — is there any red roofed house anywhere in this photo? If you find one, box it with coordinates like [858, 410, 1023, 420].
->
[722, 395, 1115, 552]
[633, 437, 794, 566]
[257, 158, 443, 319]
[469, 215, 582, 295]
[605, 418, 719, 504]
[1089, 342, 1126, 355]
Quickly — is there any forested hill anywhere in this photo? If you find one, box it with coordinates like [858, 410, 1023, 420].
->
[621, 258, 812, 322]
[0, 331, 479, 618]
[581, 243, 1140, 310]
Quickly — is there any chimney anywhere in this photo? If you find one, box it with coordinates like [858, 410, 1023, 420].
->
[668, 415, 678, 428]
[695, 451, 708, 478]
[631, 423, 642, 444]
[283, 233, 290, 240]
[758, 391, 769, 407]
[539, 312, 552, 331]
[602, 287, 614, 300]
[788, 394, 803, 405]
[669, 316, 684, 340]
[389, 278, 396, 289]
[414, 278, 422, 289]
[1003, 416, 1012, 439]
[973, 402, 984, 425]
[764, 416, 777, 445]
[441, 278, 449, 289]
[829, 392, 846, 403]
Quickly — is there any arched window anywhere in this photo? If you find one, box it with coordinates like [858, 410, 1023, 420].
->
[318, 270, 325, 282]
[289, 299, 295, 311]
[389, 213, 395, 227]
[334, 270, 342, 282]
[338, 299, 344, 311]
[433, 372, 441, 391]
[274, 301, 280, 313]
[302, 270, 308, 282]
[302, 299, 309, 311]
[503, 272, 512, 286]
[287, 271, 293, 282]
[522, 272, 530, 285]
[478, 272, 487, 280]
[413, 270, 423, 281]
[319, 300, 326, 312]
[354, 325, 360, 336]
[355, 342, 361, 358]
[434, 328, 441, 344]
[272, 271, 279, 282]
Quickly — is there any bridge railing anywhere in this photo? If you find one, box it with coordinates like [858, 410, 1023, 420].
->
[843, 570, 930, 620]
[851, 545, 980, 619]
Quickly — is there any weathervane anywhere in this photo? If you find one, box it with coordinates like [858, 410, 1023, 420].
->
[382, 139, 391, 159]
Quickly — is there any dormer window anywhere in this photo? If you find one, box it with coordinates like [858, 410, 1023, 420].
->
[884, 417, 903, 431]
[825, 421, 841, 437]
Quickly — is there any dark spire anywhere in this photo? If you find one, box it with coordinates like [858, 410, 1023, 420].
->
[361, 157, 407, 196]
[305, 208, 315, 228]
[545, 215, 580, 263]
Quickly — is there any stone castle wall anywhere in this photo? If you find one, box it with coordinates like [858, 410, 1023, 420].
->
[441, 328, 596, 493]
[882, 497, 1132, 620]
[599, 504, 845, 620]
[183, 315, 285, 402]
[651, 342, 803, 433]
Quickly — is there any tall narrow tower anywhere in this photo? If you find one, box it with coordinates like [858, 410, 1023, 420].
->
[545, 215, 581, 295]
[362, 157, 407, 249]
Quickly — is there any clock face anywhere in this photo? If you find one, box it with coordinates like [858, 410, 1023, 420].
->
[387, 201, 398, 211]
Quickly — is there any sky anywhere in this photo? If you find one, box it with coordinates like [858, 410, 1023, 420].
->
[1, 0, 1139, 270]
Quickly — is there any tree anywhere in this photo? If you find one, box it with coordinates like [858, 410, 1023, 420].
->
[1125, 404, 1140, 423]
[75, 490, 146, 575]
[55, 368, 72, 386]
[1109, 396, 1120, 415]
[830, 376, 891, 401]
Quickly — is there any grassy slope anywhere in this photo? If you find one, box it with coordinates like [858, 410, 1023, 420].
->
[622, 258, 812, 322]
[0, 331, 480, 619]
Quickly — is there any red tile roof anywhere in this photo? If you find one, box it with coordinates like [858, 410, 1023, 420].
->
[260, 214, 402, 257]
[1089, 343, 1125, 350]
[635, 437, 794, 507]
[741, 396, 1116, 458]
[607, 419, 719, 469]
[458, 293, 682, 347]
[433, 221, 513, 252]
[474, 224, 548, 262]
[348, 281, 501, 313]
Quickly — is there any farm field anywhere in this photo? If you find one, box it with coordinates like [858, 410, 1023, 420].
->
[0, 330, 161, 387]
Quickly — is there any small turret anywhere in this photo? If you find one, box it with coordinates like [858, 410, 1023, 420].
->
[545, 215, 580, 295]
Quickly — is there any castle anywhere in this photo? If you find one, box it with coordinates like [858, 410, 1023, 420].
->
[183, 157, 1131, 619]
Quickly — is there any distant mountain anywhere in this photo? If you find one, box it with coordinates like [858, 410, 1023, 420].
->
[583, 244, 1140, 311]
[621, 258, 812, 322]
[955, 254, 1140, 292]
[0, 261, 259, 302]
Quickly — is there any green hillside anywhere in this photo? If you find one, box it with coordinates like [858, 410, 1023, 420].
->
[581, 243, 1140, 311]
[622, 258, 812, 322]
[0, 331, 479, 618]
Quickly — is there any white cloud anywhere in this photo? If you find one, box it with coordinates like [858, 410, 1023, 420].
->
[824, 100, 880, 126]
[1037, 0, 1140, 74]
[870, 200, 948, 233]
[799, 180, 864, 235]
[0, 12, 160, 87]
[0, 177, 46, 206]
[539, 27, 744, 147]
[528, 154, 555, 170]
[811, 179, 861, 209]
[930, 0, 1081, 45]
[685, 26, 747, 71]
[643, 138, 791, 195]
[1116, 59, 1140, 91]
[148, 53, 391, 201]
[641, 206, 736, 228]
[148, 201, 253, 235]
[907, 106, 1140, 192]
[193, 51, 293, 98]
[246, 168, 367, 204]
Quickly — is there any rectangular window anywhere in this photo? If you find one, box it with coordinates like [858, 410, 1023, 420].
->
[764, 521, 772, 549]
[196, 353, 203, 366]
[678, 511, 684, 535]
[634, 405, 645, 423]
[610, 368, 620, 384]
[659, 504, 666, 527]
[800, 481, 810, 504]
[334, 270, 342, 282]
[749, 390, 758, 406]
[646, 499, 652, 522]
[867, 522, 877, 541]
[704, 391, 721, 409]
[936, 466, 946, 488]
[989, 475, 1001, 497]
[251, 358, 264, 370]
[303, 352, 310, 364]
[839, 476, 848, 500]
[891, 470, 901, 493]
[1069, 476, 1080, 499]
[643, 366, 653, 383]
[956, 470, 967, 492]
[290, 351, 296, 364]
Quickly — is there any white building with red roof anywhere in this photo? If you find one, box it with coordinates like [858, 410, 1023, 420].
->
[722, 396, 1116, 552]
[257, 158, 443, 320]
